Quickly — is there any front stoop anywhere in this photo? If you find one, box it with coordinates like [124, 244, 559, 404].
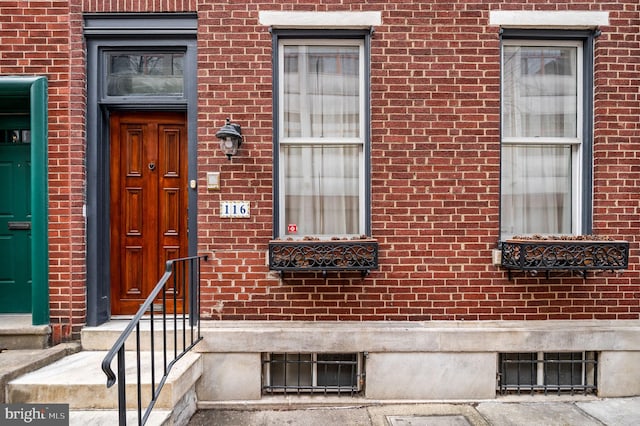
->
[81, 320, 188, 351]
[0, 315, 50, 349]
[0, 342, 81, 404]
[6, 326, 202, 426]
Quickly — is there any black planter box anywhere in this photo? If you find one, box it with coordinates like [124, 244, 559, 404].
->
[501, 239, 629, 279]
[269, 239, 378, 276]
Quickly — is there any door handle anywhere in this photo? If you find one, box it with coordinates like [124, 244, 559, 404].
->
[148, 162, 156, 171]
[8, 221, 31, 230]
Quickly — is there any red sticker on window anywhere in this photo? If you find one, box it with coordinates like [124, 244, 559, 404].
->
[287, 224, 297, 233]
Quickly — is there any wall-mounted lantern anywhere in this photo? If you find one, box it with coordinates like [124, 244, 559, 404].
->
[216, 118, 243, 160]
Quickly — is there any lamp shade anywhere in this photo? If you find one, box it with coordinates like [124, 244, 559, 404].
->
[216, 118, 243, 160]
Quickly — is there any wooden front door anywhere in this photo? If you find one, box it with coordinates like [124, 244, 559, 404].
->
[110, 111, 188, 315]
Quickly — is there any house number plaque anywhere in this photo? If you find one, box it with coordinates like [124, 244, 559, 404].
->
[220, 201, 250, 218]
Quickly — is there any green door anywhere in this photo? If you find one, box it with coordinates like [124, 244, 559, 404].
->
[0, 133, 31, 312]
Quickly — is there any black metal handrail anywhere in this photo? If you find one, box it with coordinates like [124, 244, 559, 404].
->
[101, 255, 208, 426]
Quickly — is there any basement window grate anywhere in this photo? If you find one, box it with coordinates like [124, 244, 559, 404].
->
[498, 352, 597, 395]
[262, 353, 363, 396]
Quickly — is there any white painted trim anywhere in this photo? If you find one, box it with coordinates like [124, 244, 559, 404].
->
[259, 11, 381, 29]
[489, 11, 609, 29]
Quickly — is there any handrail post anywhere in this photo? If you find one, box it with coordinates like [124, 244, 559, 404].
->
[189, 257, 198, 328]
[117, 348, 126, 426]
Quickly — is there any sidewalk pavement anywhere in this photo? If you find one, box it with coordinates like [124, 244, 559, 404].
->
[187, 396, 640, 426]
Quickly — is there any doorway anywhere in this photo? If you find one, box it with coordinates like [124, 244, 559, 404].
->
[85, 14, 198, 325]
[0, 130, 31, 312]
[109, 111, 188, 315]
[0, 77, 48, 324]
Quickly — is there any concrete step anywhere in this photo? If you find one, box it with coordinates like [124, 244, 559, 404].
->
[5, 320, 201, 424]
[81, 319, 197, 351]
[0, 342, 81, 403]
[7, 350, 202, 410]
[0, 314, 50, 349]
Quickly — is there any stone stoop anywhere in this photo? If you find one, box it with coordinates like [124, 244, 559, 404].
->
[0, 315, 50, 350]
[0, 342, 81, 404]
[81, 320, 189, 351]
[6, 322, 203, 426]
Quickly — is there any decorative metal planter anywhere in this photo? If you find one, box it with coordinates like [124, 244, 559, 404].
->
[501, 238, 629, 279]
[268, 239, 379, 278]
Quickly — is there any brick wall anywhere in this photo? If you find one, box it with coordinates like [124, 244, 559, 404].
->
[194, 0, 639, 322]
[2, 1, 637, 341]
[83, 0, 197, 13]
[0, 1, 86, 343]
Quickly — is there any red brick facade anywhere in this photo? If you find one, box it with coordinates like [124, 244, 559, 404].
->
[1, 1, 638, 342]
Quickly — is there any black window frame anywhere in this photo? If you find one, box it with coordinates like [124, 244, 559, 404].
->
[499, 29, 596, 241]
[271, 29, 373, 240]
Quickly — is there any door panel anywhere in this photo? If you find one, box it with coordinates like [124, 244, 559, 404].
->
[0, 143, 31, 312]
[110, 111, 188, 315]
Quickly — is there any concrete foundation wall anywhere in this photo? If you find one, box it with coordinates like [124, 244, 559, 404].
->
[197, 353, 262, 401]
[366, 353, 496, 400]
[194, 320, 640, 402]
[598, 352, 640, 397]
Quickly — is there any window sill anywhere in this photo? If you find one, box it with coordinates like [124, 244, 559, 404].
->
[501, 237, 629, 279]
[268, 238, 378, 278]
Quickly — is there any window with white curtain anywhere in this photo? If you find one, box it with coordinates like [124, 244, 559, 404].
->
[500, 35, 593, 240]
[276, 37, 368, 238]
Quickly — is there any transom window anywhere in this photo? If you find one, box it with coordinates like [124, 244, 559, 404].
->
[105, 51, 185, 97]
[274, 34, 370, 239]
[500, 32, 594, 240]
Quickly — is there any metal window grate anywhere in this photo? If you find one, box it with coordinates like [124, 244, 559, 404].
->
[262, 353, 363, 396]
[498, 352, 597, 395]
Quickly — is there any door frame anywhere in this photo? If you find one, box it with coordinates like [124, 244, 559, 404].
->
[85, 14, 198, 326]
[0, 76, 49, 325]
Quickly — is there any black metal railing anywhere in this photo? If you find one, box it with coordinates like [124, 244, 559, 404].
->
[101, 255, 208, 426]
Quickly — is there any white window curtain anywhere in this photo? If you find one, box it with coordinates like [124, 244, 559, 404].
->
[501, 145, 572, 236]
[501, 44, 579, 239]
[282, 44, 362, 237]
[284, 145, 359, 236]
[284, 45, 360, 138]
